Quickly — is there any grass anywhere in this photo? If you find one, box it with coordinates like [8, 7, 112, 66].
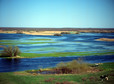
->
[0, 40, 17, 42]
[98, 62, 114, 71]
[25, 47, 57, 52]
[19, 51, 114, 58]
[0, 62, 114, 84]
[0, 39, 57, 45]
[0, 42, 57, 45]
[29, 39, 52, 41]
[0, 50, 114, 58]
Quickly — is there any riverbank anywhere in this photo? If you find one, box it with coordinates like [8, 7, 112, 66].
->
[0, 51, 114, 58]
[21, 51, 114, 58]
[0, 62, 114, 84]
[0, 30, 76, 36]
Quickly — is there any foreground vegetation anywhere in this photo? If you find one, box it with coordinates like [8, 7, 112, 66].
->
[0, 62, 114, 84]
[25, 59, 91, 74]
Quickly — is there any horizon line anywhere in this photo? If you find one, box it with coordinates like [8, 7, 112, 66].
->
[0, 27, 114, 29]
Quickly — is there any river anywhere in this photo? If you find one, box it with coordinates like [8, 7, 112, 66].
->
[0, 55, 114, 72]
[0, 33, 114, 72]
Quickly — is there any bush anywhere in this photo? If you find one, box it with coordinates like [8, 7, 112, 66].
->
[54, 33, 62, 36]
[16, 31, 23, 34]
[56, 59, 90, 74]
[61, 32, 70, 34]
[75, 31, 80, 34]
[1, 46, 21, 57]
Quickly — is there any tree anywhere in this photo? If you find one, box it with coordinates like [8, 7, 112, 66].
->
[1, 46, 21, 57]
[13, 46, 21, 56]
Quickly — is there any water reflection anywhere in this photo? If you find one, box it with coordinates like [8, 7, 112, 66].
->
[0, 58, 20, 72]
[0, 55, 114, 72]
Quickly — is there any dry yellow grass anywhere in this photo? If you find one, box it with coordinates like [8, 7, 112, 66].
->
[96, 38, 114, 41]
[0, 30, 69, 35]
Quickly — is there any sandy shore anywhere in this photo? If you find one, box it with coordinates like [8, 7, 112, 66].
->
[23, 31, 66, 35]
[0, 30, 74, 35]
[96, 38, 114, 41]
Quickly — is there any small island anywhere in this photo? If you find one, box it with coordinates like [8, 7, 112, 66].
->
[96, 38, 114, 42]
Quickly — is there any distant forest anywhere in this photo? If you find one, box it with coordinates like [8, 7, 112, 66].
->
[0, 27, 114, 33]
[0, 27, 114, 31]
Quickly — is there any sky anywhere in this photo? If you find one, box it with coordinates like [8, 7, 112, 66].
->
[0, 0, 114, 28]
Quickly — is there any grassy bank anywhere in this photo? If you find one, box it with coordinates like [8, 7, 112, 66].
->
[29, 39, 52, 41]
[0, 62, 114, 84]
[20, 51, 114, 58]
[0, 41, 57, 45]
[0, 50, 114, 58]
[0, 39, 57, 45]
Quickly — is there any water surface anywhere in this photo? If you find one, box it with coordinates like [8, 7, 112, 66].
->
[0, 55, 114, 72]
[0, 33, 114, 72]
[0, 33, 114, 53]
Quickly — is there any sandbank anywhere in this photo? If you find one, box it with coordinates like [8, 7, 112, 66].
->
[0, 30, 71, 35]
[96, 38, 114, 41]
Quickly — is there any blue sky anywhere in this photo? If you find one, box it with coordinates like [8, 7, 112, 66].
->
[0, 0, 114, 28]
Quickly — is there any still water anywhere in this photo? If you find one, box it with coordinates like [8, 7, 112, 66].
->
[0, 55, 114, 72]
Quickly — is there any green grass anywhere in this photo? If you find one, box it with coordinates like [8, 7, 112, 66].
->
[98, 62, 114, 71]
[20, 51, 114, 58]
[25, 47, 57, 52]
[0, 62, 114, 84]
[0, 39, 57, 45]
[1, 50, 114, 58]
[29, 39, 52, 41]
[0, 40, 17, 42]
[0, 42, 57, 45]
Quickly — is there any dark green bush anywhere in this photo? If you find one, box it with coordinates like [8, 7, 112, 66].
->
[1, 46, 21, 57]
[54, 33, 62, 36]
[61, 32, 70, 34]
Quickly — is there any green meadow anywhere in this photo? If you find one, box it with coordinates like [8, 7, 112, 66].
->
[29, 39, 52, 41]
[0, 50, 114, 58]
[0, 62, 114, 84]
[0, 39, 57, 45]
[20, 51, 114, 58]
[0, 42, 57, 45]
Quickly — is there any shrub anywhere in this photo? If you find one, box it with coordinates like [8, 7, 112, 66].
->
[16, 31, 23, 34]
[75, 31, 80, 34]
[61, 32, 70, 34]
[1, 46, 21, 57]
[54, 33, 62, 36]
[56, 59, 90, 74]
[13, 46, 21, 56]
